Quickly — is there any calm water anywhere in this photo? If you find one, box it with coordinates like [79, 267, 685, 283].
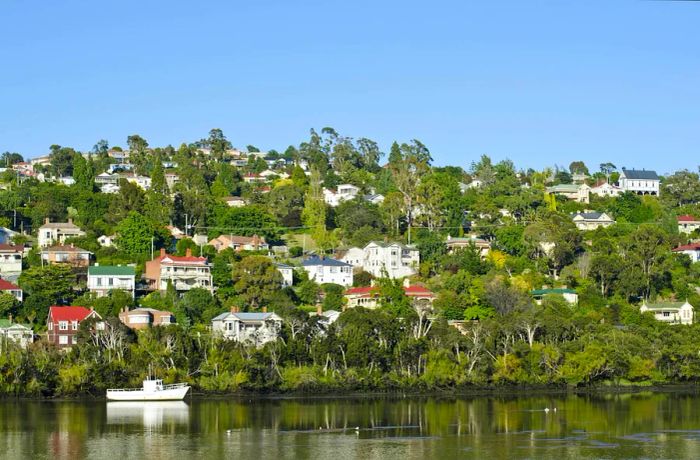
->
[3, 392, 700, 459]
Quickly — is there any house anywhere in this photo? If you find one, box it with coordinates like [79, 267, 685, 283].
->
[223, 196, 248, 207]
[301, 256, 353, 286]
[87, 265, 136, 298]
[101, 183, 121, 194]
[640, 300, 694, 325]
[445, 235, 491, 257]
[341, 241, 419, 279]
[546, 183, 590, 203]
[124, 174, 152, 190]
[571, 211, 615, 231]
[677, 215, 700, 235]
[0, 244, 23, 275]
[340, 247, 365, 267]
[97, 234, 116, 247]
[364, 194, 385, 205]
[118, 307, 175, 330]
[531, 288, 578, 305]
[165, 173, 180, 190]
[37, 218, 86, 247]
[0, 227, 19, 244]
[259, 169, 289, 180]
[323, 184, 360, 207]
[0, 279, 23, 302]
[47, 306, 103, 349]
[461, 179, 483, 191]
[95, 172, 119, 187]
[344, 283, 436, 311]
[310, 306, 341, 327]
[145, 248, 213, 293]
[672, 242, 700, 263]
[619, 168, 660, 196]
[243, 173, 265, 184]
[166, 226, 186, 240]
[590, 181, 624, 197]
[0, 319, 33, 348]
[208, 234, 269, 252]
[211, 309, 283, 346]
[275, 263, 294, 287]
[40, 245, 92, 268]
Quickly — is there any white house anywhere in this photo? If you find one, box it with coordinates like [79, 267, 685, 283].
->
[145, 248, 213, 293]
[341, 241, 419, 279]
[223, 196, 248, 207]
[301, 256, 353, 286]
[619, 168, 660, 196]
[677, 215, 700, 235]
[323, 184, 360, 207]
[275, 263, 294, 287]
[364, 194, 385, 205]
[0, 279, 23, 302]
[445, 235, 491, 257]
[571, 211, 615, 231]
[546, 184, 590, 204]
[0, 319, 33, 348]
[0, 244, 23, 275]
[531, 288, 578, 305]
[211, 310, 283, 346]
[590, 181, 623, 198]
[97, 234, 116, 247]
[37, 218, 86, 247]
[87, 265, 136, 298]
[640, 300, 694, 325]
[672, 243, 700, 263]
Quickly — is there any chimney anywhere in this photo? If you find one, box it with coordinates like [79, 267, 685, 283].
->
[68, 218, 73, 224]
[186, 248, 192, 257]
[160, 248, 166, 257]
[45, 217, 50, 225]
[262, 306, 267, 313]
[8, 314, 12, 324]
[316, 304, 323, 316]
[403, 278, 410, 288]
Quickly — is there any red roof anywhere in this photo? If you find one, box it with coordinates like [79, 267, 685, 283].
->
[160, 254, 208, 264]
[0, 244, 21, 252]
[673, 243, 700, 252]
[404, 285, 436, 297]
[677, 215, 700, 223]
[48, 306, 98, 322]
[345, 285, 435, 298]
[345, 286, 377, 296]
[0, 279, 20, 291]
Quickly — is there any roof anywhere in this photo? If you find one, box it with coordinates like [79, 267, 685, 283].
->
[345, 285, 435, 297]
[643, 301, 692, 311]
[365, 241, 415, 250]
[547, 184, 583, 193]
[42, 245, 92, 253]
[677, 215, 700, 223]
[0, 279, 21, 291]
[212, 312, 279, 322]
[302, 256, 351, 267]
[572, 212, 612, 221]
[275, 263, 293, 269]
[621, 169, 659, 180]
[126, 308, 173, 316]
[48, 306, 100, 322]
[0, 244, 22, 252]
[672, 243, 700, 252]
[39, 221, 82, 230]
[0, 319, 31, 329]
[88, 265, 135, 276]
[531, 288, 577, 296]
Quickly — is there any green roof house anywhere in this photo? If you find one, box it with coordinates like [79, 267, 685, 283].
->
[87, 265, 136, 298]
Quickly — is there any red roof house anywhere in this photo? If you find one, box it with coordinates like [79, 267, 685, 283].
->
[678, 215, 700, 235]
[0, 278, 23, 302]
[344, 284, 436, 310]
[47, 306, 102, 349]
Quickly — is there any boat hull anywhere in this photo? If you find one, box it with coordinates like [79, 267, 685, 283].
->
[106, 386, 190, 401]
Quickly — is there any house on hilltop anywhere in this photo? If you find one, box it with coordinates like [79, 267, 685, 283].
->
[672, 243, 700, 263]
[677, 215, 700, 235]
[87, 265, 136, 298]
[302, 256, 353, 286]
[571, 211, 615, 231]
[38, 218, 86, 247]
[640, 300, 694, 325]
[619, 168, 660, 196]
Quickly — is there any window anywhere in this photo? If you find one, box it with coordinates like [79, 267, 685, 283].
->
[96, 277, 102, 286]
[48, 322, 53, 331]
[663, 311, 670, 317]
[71, 321, 78, 330]
[108, 277, 114, 286]
[58, 335, 68, 345]
[59, 321, 68, 331]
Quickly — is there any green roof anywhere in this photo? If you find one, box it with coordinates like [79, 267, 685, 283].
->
[643, 301, 689, 311]
[0, 319, 31, 329]
[88, 265, 135, 276]
[531, 288, 577, 295]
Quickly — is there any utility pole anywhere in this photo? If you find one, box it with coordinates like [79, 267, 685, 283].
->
[184, 214, 189, 238]
[151, 236, 154, 260]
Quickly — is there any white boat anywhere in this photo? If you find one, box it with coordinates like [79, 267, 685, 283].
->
[106, 379, 190, 401]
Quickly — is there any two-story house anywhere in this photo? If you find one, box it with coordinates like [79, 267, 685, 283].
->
[640, 300, 694, 325]
[87, 265, 136, 298]
[40, 245, 92, 268]
[571, 211, 615, 231]
[672, 243, 700, 263]
[344, 283, 436, 311]
[619, 168, 660, 196]
[445, 235, 491, 257]
[590, 181, 624, 197]
[208, 234, 269, 252]
[47, 306, 103, 349]
[0, 279, 23, 302]
[118, 307, 175, 330]
[211, 309, 283, 346]
[301, 256, 353, 286]
[546, 184, 590, 203]
[677, 215, 700, 235]
[37, 218, 86, 247]
[275, 263, 294, 287]
[145, 248, 213, 293]
[323, 184, 360, 207]
[0, 244, 23, 275]
[341, 241, 419, 279]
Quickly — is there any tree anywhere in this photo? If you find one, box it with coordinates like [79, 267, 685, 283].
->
[48, 145, 78, 177]
[0, 292, 19, 318]
[661, 170, 700, 207]
[267, 184, 305, 228]
[178, 288, 216, 324]
[213, 205, 281, 241]
[19, 264, 75, 308]
[233, 256, 283, 310]
[389, 140, 432, 243]
[127, 134, 149, 174]
[72, 154, 95, 190]
[206, 128, 232, 160]
[115, 211, 168, 258]
[302, 168, 332, 251]
[0, 152, 23, 166]
[569, 161, 589, 175]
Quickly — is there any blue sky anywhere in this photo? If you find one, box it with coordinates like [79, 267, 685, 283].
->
[1, 0, 698, 174]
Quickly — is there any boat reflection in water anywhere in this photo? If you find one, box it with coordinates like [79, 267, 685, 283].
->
[106, 401, 190, 429]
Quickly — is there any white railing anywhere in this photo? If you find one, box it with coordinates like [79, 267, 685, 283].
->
[107, 383, 189, 392]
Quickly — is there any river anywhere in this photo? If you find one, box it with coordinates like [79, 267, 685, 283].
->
[2, 391, 700, 459]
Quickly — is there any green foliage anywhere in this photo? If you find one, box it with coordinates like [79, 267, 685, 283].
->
[115, 211, 169, 259]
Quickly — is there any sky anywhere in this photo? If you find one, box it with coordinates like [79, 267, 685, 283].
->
[0, 0, 698, 174]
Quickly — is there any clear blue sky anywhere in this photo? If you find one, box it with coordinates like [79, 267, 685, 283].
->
[1, 0, 698, 174]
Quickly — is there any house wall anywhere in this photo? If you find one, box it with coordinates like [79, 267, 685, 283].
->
[0, 251, 22, 274]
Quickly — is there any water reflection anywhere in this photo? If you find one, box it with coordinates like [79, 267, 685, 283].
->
[3, 393, 700, 458]
[106, 401, 190, 429]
